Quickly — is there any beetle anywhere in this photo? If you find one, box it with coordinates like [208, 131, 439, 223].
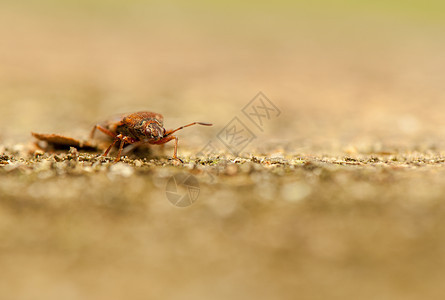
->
[90, 111, 212, 162]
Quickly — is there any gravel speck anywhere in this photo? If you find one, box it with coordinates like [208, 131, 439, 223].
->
[109, 162, 135, 178]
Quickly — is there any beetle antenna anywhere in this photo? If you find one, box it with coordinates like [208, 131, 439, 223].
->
[165, 122, 212, 136]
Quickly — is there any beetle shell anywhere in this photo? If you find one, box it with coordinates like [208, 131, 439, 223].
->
[116, 112, 165, 142]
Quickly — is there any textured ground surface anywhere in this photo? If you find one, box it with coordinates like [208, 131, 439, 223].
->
[2, 147, 445, 300]
[1, 1, 445, 300]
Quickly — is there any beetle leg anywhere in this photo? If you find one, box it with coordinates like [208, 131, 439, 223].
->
[103, 134, 130, 163]
[103, 138, 119, 157]
[114, 135, 128, 163]
[151, 135, 183, 162]
[91, 124, 116, 139]
[151, 135, 174, 144]
[172, 136, 183, 162]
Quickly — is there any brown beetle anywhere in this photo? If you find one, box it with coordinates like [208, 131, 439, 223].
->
[90, 111, 212, 162]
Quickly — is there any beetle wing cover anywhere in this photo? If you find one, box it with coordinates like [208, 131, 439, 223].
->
[122, 111, 164, 127]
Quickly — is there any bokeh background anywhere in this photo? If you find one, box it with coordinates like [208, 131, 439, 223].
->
[2, 1, 445, 299]
[1, 0, 445, 152]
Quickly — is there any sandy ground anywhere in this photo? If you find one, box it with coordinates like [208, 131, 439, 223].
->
[2, 1, 445, 299]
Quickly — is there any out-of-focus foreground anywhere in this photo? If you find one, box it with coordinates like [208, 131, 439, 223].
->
[1, 1, 445, 299]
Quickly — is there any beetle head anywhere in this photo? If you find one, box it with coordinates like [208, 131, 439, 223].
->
[145, 122, 165, 140]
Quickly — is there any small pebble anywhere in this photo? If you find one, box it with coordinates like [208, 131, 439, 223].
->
[270, 152, 284, 159]
[184, 162, 195, 169]
[225, 164, 238, 176]
[239, 162, 253, 173]
[69, 147, 79, 158]
[109, 163, 134, 177]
